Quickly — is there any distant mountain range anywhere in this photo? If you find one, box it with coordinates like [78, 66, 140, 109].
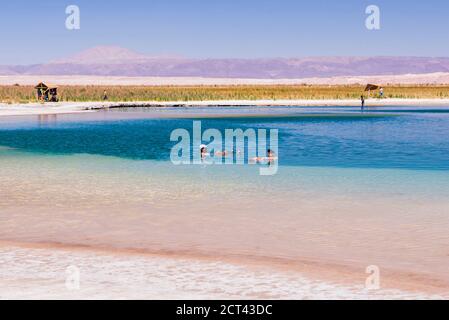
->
[2, 46, 449, 79]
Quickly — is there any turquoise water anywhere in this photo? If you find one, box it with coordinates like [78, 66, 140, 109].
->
[2, 106, 449, 289]
[0, 106, 449, 170]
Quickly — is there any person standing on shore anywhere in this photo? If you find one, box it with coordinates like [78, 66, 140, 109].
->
[379, 87, 384, 98]
[103, 91, 108, 101]
[361, 95, 365, 111]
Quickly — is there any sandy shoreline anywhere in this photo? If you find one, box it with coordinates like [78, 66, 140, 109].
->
[1, 98, 449, 117]
[0, 241, 445, 300]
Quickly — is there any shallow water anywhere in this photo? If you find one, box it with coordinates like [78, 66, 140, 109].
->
[1, 106, 449, 298]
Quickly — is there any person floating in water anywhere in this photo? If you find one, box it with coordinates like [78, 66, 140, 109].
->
[250, 149, 278, 163]
[267, 149, 277, 160]
[200, 145, 208, 159]
[215, 150, 233, 157]
[361, 95, 365, 111]
[200, 145, 235, 161]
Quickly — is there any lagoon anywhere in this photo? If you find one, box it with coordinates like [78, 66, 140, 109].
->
[1, 105, 448, 299]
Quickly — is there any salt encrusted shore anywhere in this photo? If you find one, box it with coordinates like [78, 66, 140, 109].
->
[2, 73, 449, 86]
[0, 242, 445, 300]
[1, 98, 449, 117]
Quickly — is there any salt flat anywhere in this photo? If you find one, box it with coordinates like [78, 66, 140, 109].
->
[1, 72, 449, 86]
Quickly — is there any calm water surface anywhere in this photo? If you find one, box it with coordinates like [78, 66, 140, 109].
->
[1, 105, 449, 170]
[1, 106, 449, 297]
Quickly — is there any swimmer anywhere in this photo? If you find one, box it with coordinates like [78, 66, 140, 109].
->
[200, 144, 208, 158]
[250, 149, 278, 163]
[250, 156, 265, 163]
[266, 149, 278, 161]
[215, 150, 233, 157]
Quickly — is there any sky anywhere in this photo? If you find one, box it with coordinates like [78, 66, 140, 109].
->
[1, 0, 449, 64]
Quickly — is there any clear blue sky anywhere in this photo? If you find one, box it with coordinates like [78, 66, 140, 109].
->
[1, 0, 449, 64]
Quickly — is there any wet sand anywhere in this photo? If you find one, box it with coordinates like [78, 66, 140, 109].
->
[0, 241, 445, 300]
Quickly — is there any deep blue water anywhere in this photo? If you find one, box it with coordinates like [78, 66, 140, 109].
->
[1, 106, 449, 170]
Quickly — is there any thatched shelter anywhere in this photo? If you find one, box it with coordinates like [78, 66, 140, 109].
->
[364, 84, 383, 97]
[364, 84, 380, 92]
[35, 82, 58, 102]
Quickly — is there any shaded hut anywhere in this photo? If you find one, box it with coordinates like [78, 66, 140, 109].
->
[364, 84, 382, 97]
[35, 82, 59, 102]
